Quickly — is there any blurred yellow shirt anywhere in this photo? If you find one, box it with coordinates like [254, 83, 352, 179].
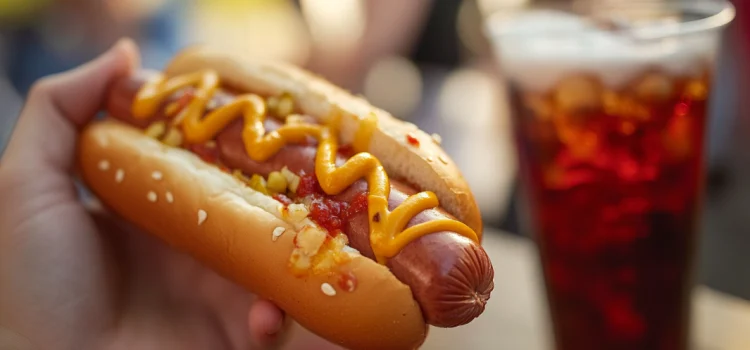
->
[0, 0, 51, 22]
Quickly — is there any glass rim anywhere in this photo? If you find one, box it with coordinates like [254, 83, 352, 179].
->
[484, 0, 736, 42]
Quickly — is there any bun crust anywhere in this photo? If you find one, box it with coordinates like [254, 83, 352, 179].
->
[164, 47, 483, 239]
[77, 120, 427, 350]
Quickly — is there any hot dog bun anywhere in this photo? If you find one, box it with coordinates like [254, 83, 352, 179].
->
[78, 120, 428, 350]
[76, 47, 485, 349]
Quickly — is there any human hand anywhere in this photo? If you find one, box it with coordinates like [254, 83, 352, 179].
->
[0, 39, 291, 350]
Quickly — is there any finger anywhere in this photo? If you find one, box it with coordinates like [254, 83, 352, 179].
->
[248, 299, 289, 349]
[1, 38, 140, 172]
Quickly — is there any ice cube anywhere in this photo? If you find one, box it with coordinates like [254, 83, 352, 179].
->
[663, 115, 692, 161]
[554, 76, 602, 113]
[607, 93, 650, 121]
[523, 94, 554, 120]
[684, 79, 709, 101]
[633, 73, 674, 101]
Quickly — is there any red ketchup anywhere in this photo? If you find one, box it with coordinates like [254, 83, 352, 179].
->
[273, 193, 294, 206]
[296, 171, 323, 198]
[338, 271, 358, 292]
[296, 169, 369, 236]
[405, 132, 420, 147]
[308, 192, 368, 235]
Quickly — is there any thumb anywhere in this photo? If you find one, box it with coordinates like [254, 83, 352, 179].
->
[1, 38, 140, 172]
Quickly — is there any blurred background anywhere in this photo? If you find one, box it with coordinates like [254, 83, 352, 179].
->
[0, 0, 749, 329]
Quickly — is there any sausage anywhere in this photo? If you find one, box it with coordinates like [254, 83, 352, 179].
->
[218, 122, 495, 327]
[104, 73, 495, 327]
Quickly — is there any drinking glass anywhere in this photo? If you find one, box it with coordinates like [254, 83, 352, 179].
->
[485, 1, 735, 349]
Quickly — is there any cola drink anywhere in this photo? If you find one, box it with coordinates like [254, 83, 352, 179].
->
[510, 71, 710, 350]
[487, 3, 735, 350]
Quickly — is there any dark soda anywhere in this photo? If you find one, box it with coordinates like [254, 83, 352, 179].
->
[511, 71, 711, 350]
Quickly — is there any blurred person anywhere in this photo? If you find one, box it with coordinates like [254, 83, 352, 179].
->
[302, 0, 433, 92]
[0, 0, 189, 154]
[0, 0, 187, 93]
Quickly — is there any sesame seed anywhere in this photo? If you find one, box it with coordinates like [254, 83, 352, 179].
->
[438, 155, 449, 164]
[425, 156, 434, 163]
[152, 171, 163, 180]
[115, 169, 125, 183]
[272, 227, 286, 241]
[98, 160, 110, 171]
[431, 133, 442, 145]
[342, 245, 360, 255]
[165, 192, 174, 203]
[321, 283, 336, 296]
[147, 191, 157, 202]
[197, 209, 207, 225]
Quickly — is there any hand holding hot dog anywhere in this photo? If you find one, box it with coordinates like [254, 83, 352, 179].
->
[74, 45, 495, 349]
[0, 39, 294, 350]
[0, 37, 494, 350]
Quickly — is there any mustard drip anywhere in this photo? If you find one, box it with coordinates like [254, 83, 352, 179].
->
[132, 69, 479, 264]
[353, 112, 377, 153]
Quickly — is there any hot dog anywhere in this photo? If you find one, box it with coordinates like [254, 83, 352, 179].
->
[76, 47, 493, 350]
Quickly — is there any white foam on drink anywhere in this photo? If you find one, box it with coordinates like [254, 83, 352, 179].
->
[487, 10, 720, 92]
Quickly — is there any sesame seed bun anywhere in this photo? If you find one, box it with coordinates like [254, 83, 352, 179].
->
[77, 120, 428, 350]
